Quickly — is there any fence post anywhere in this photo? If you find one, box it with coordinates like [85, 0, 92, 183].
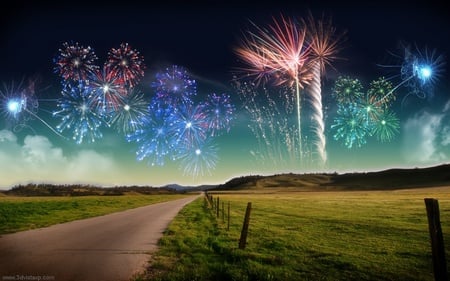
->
[424, 198, 448, 281]
[216, 197, 220, 218]
[239, 202, 252, 249]
[222, 201, 225, 222]
[227, 202, 230, 231]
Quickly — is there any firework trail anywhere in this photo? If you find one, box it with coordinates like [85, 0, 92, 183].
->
[106, 43, 145, 88]
[235, 15, 311, 160]
[203, 93, 235, 136]
[53, 81, 105, 144]
[306, 13, 346, 166]
[377, 42, 445, 106]
[109, 88, 149, 135]
[54, 42, 99, 82]
[151, 65, 197, 105]
[234, 79, 299, 168]
[89, 66, 127, 116]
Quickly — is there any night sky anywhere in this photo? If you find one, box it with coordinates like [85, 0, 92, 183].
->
[1, 0, 449, 188]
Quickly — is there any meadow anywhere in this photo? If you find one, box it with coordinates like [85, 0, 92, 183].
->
[142, 187, 450, 281]
[0, 194, 190, 234]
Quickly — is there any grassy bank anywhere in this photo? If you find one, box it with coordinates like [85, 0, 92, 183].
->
[0, 194, 191, 234]
[141, 187, 450, 281]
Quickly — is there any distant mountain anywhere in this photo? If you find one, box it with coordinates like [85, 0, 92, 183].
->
[214, 164, 450, 191]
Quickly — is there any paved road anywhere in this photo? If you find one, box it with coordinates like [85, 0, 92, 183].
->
[0, 194, 201, 281]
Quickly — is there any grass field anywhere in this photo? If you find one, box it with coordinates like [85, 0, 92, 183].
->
[141, 187, 450, 281]
[0, 194, 191, 234]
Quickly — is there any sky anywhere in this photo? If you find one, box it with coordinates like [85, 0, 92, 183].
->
[0, 0, 449, 189]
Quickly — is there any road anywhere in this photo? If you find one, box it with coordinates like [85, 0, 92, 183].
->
[0, 194, 201, 281]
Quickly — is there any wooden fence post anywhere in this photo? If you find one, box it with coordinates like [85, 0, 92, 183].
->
[424, 198, 448, 281]
[222, 201, 225, 222]
[227, 202, 230, 231]
[239, 202, 252, 249]
[216, 197, 220, 218]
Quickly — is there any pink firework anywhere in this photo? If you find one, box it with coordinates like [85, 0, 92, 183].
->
[234, 15, 312, 159]
[54, 42, 99, 81]
[105, 43, 145, 88]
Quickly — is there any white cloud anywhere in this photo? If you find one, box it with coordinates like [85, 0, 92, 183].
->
[0, 130, 120, 188]
[402, 110, 448, 164]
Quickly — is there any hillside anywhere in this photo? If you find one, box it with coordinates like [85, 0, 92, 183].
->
[215, 164, 450, 191]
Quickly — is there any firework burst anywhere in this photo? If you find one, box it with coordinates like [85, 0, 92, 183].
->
[110, 88, 149, 135]
[331, 103, 369, 149]
[371, 108, 400, 142]
[89, 66, 127, 116]
[203, 93, 235, 136]
[151, 65, 197, 104]
[126, 99, 177, 166]
[234, 15, 312, 160]
[54, 42, 99, 82]
[106, 43, 145, 88]
[377, 42, 445, 106]
[177, 137, 218, 177]
[53, 81, 105, 144]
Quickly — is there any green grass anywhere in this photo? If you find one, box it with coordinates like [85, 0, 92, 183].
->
[0, 194, 191, 234]
[141, 188, 450, 281]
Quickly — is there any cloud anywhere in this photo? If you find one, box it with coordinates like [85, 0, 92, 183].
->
[402, 103, 450, 164]
[0, 130, 120, 188]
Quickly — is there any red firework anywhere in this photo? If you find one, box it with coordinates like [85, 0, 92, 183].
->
[105, 43, 145, 88]
[54, 42, 99, 81]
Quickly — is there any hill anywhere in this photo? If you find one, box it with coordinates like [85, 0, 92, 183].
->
[215, 164, 450, 191]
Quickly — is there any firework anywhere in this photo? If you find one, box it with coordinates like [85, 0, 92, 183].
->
[331, 76, 400, 148]
[332, 76, 364, 104]
[366, 77, 395, 108]
[53, 81, 105, 144]
[331, 103, 369, 149]
[177, 137, 218, 177]
[106, 43, 145, 88]
[306, 13, 346, 165]
[371, 108, 400, 142]
[54, 42, 99, 82]
[126, 99, 176, 166]
[234, 15, 312, 159]
[203, 93, 235, 136]
[234, 80, 299, 168]
[109, 88, 149, 135]
[1, 79, 66, 138]
[172, 101, 209, 147]
[151, 65, 197, 105]
[89, 66, 127, 116]
[377, 42, 445, 106]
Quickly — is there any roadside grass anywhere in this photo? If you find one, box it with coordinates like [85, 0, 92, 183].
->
[0, 194, 191, 234]
[141, 188, 450, 281]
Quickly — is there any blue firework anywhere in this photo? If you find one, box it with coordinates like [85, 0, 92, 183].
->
[126, 99, 177, 166]
[203, 93, 235, 136]
[151, 65, 196, 105]
[53, 81, 105, 144]
[177, 137, 218, 177]
[378, 42, 445, 105]
[331, 103, 370, 149]
[0, 80, 38, 127]
[172, 101, 209, 147]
